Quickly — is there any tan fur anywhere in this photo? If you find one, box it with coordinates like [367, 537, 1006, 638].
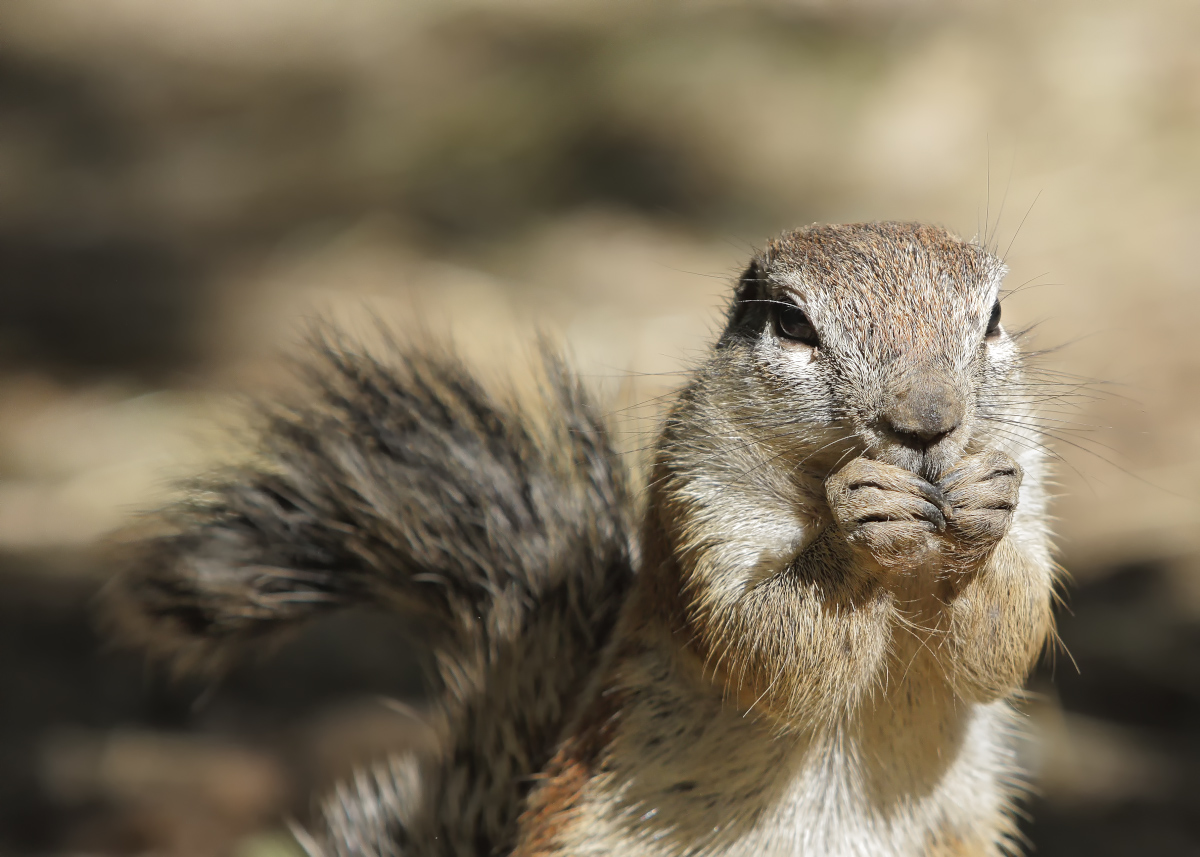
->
[106, 221, 1057, 856]
[516, 222, 1056, 856]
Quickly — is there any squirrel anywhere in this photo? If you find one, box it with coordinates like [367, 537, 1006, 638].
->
[105, 221, 1058, 856]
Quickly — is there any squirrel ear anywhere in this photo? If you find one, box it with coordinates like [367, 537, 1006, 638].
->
[735, 260, 763, 304]
[720, 261, 768, 343]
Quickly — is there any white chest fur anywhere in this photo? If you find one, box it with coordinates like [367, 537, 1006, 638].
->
[722, 700, 1019, 857]
[560, 652, 1022, 857]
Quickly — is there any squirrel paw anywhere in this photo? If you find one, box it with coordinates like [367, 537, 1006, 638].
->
[937, 449, 1023, 562]
[826, 458, 947, 568]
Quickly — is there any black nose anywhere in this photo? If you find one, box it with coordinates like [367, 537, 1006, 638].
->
[880, 377, 964, 450]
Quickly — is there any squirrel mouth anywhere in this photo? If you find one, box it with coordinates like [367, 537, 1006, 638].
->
[863, 432, 964, 484]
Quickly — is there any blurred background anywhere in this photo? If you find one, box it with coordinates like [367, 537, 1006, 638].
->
[0, 0, 1197, 854]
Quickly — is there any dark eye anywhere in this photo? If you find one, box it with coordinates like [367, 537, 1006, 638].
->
[775, 302, 819, 347]
[985, 300, 1002, 338]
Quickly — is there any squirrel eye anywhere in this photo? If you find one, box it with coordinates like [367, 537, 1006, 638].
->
[985, 300, 1002, 338]
[775, 303, 819, 347]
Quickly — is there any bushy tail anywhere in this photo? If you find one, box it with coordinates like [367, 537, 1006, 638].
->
[103, 330, 639, 856]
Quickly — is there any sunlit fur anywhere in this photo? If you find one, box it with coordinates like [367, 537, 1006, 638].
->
[106, 222, 1058, 857]
[515, 222, 1057, 856]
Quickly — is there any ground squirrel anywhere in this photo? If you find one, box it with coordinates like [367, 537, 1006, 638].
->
[106, 221, 1058, 856]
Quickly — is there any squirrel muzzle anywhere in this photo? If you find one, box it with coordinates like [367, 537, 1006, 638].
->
[875, 369, 967, 480]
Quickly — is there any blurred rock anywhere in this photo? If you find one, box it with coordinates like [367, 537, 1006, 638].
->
[0, 379, 226, 553]
[1031, 706, 1177, 806]
[300, 698, 436, 796]
[38, 729, 288, 822]
[1024, 559, 1200, 853]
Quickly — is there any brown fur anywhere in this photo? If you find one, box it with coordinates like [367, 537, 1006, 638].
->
[514, 683, 629, 855]
[107, 222, 1058, 856]
[514, 222, 1056, 855]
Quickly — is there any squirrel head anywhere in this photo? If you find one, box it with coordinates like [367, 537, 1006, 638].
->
[718, 221, 1018, 482]
[640, 222, 1043, 727]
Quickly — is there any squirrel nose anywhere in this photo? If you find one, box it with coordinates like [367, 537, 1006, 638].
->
[880, 377, 964, 450]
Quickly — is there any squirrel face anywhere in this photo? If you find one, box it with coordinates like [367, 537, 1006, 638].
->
[720, 222, 1021, 483]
